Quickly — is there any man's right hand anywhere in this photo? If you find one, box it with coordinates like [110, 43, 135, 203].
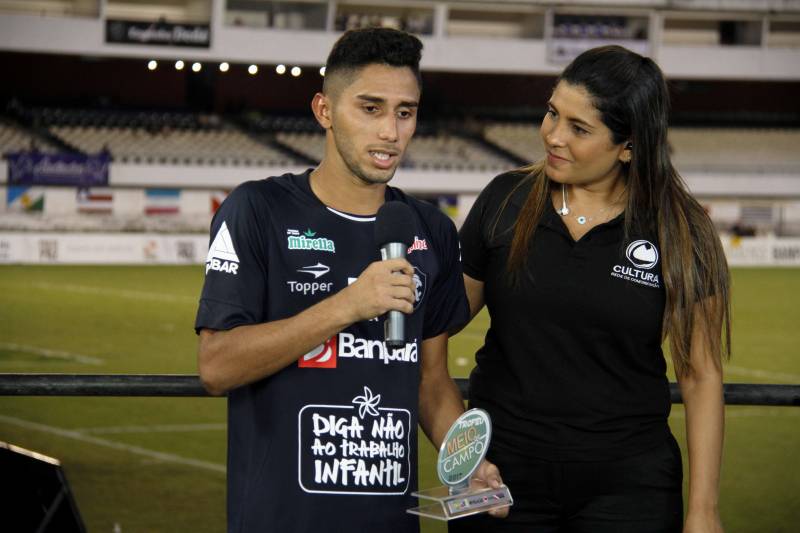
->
[338, 258, 415, 323]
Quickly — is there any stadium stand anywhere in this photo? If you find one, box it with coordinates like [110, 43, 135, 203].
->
[484, 122, 800, 174]
[0, 118, 60, 155]
[32, 108, 303, 166]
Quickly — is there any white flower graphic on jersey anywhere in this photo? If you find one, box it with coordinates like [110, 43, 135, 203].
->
[206, 221, 240, 274]
[352, 386, 381, 418]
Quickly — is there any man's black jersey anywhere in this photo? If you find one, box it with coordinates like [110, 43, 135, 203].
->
[195, 170, 469, 533]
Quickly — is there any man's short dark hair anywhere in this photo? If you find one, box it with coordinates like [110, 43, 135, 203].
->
[323, 28, 423, 95]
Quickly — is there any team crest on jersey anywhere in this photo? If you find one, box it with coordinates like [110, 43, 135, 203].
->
[206, 221, 240, 275]
[412, 266, 427, 309]
[287, 228, 336, 253]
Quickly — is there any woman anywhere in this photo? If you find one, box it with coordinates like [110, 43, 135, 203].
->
[453, 46, 730, 532]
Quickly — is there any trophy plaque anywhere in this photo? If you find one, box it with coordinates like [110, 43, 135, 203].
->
[407, 408, 513, 521]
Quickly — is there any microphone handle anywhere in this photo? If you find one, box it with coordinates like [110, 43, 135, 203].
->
[381, 242, 408, 349]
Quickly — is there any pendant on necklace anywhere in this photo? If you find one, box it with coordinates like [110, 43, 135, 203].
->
[577, 216, 587, 225]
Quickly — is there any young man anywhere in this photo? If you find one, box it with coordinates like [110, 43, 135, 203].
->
[195, 28, 503, 532]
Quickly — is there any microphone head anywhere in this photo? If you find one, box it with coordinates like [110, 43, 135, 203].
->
[374, 201, 416, 248]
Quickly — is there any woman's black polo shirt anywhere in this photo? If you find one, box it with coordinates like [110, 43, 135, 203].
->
[459, 171, 671, 462]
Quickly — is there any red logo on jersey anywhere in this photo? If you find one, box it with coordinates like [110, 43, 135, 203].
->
[407, 236, 428, 255]
[299, 336, 337, 368]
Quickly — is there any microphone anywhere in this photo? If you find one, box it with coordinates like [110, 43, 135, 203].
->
[374, 201, 416, 349]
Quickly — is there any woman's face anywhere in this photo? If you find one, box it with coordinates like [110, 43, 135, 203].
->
[540, 81, 630, 187]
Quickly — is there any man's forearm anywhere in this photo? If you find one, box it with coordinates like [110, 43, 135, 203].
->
[198, 257, 416, 395]
[198, 290, 354, 395]
[418, 335, 466, 448]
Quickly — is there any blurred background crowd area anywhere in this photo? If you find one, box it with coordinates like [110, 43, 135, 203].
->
[1, 0, 798, 240]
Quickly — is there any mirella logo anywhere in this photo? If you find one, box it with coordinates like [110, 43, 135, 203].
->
[625, 240, 659, 269]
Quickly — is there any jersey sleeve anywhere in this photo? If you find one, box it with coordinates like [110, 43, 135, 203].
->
[195, 182, 269, 333]
[458, 181, 494, 282]
[422, 216, 470, 339]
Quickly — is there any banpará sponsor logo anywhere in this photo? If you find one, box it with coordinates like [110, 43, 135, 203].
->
[287, 280, 333, 295]
[299, 337, 338, 368]
[340, 333, 418, 365]
[287, 228, 336, 253]
[300, 333, 418, 367]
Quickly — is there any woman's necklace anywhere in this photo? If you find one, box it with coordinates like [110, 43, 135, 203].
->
[558, 183, 623, 225]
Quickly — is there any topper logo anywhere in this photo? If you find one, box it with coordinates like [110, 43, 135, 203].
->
[299, 336, 337, 368]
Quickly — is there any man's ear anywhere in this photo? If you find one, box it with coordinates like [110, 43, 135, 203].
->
[311, 92, 332, 130]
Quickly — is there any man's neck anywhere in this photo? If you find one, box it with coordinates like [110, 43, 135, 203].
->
[309, 161, 387, 216]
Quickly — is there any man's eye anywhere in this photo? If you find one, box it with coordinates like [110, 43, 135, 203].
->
[546, 108, 557, 118]
[364, 105, 378, 113]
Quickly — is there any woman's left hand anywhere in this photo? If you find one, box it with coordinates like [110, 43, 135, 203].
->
[683, 508, 724, 533]
[470, 459, 510, 518]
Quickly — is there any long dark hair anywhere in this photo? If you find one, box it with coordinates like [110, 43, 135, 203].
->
[503, 45, 730, 376]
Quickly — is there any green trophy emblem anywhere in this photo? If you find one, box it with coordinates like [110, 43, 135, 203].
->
[407, 409, 512, 521]
[437, 409, 491, 488]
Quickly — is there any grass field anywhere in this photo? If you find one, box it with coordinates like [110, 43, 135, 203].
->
[0, 266, 798, 532]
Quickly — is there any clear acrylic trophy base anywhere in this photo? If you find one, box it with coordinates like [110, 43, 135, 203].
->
[407, 483, 513, 521]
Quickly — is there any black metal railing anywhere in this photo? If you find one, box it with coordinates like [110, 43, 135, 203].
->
[0, 374, 798, 406]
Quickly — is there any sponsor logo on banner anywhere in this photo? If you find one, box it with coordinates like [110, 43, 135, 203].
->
[299, 337, 338, 368]
[106, 19, 211, 48]
[287, 228, 336, 253]
[206, 221, 239, 274]
[298, 386, 411, 495]
[143, 240, 159, 261]
[0, 240, 10, 262]
[38, 239, 58, 262]
[610, 239, 661, 288]
[7, 151, 109, 187]
[407, 236, 428, 255]
[176, 241, 196, 262]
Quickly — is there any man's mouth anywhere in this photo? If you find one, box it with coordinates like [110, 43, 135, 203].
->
[369, 150, 397, 169]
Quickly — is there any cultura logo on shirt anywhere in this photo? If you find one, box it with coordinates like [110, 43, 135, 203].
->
[625, 240, 659, 269]
[610, 239, 661, 288]
[206, 221, 240, 274]
[287, 228, 336, 253]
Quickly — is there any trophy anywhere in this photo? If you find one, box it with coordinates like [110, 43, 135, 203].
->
[407, 408, 513, 521]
